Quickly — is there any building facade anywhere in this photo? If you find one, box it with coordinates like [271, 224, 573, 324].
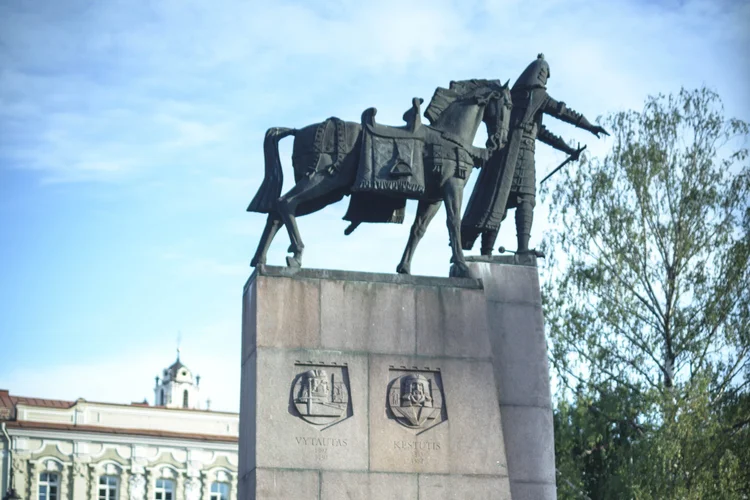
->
[0, 356, 238, 500]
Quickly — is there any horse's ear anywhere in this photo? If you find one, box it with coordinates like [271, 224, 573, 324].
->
[504, 79, 510, 88]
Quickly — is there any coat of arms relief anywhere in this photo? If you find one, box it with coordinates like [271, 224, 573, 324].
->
[290, 362, 350, 427]
[386, 367, 447, 432]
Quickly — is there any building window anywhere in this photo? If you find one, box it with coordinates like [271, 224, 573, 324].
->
[160, 389, 165, 406]
[98, 476, 118, 500]
[210, 482, 230, 500]
[39, 472, 59, 500]
[183, 390, 189, 408]
[155, 479, 174, 500]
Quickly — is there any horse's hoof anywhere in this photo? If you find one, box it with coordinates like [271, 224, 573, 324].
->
[396, 263, 411, 275]
[250, 256, 264, 267]
[286, 256, 302, 268]
[449, 262, 471, 278]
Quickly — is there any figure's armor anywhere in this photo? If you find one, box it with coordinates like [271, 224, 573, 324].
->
[508, 96, 593, 196]
[510, 111, 541, 197]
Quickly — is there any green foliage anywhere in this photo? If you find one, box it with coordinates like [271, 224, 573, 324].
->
[543, 87, 750, 499]
[554, 384, 648, 499]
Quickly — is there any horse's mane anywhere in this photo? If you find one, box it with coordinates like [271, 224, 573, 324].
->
[425, 79, 505, 124]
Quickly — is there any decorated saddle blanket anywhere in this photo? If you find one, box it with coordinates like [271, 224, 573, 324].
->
[352, 108, 427, 198]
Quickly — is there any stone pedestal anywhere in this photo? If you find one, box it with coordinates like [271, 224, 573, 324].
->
[467, 256, 557, 500]
[239, 263, 554, 500]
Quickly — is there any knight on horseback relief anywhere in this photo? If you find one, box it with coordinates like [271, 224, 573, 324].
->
[246, 55, 607, 278]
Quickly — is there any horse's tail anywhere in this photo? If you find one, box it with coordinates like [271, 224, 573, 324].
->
[247, 127, 296, 214]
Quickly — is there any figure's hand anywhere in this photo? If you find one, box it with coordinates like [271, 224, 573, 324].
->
[569, 143, 586, 161]
[592, 125, 610, 138]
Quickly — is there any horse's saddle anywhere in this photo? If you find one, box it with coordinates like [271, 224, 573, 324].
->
[344, 97, 487, 228]
[352, 98, 428, 198]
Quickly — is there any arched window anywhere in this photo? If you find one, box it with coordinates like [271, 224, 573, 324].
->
[210, 482, 229, 500]
[155, 479, 174, 500]
[39, 472, 59, 500]
[159, 389, 165, 406]
[182, 389, 189, 408]
[98, 476, 118, 500]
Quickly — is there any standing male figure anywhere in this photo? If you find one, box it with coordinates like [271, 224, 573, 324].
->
[461, 54, 609, 255]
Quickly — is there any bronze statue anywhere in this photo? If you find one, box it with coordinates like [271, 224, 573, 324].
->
[461, 54, 609, 255]
[247, 80, 513, 277]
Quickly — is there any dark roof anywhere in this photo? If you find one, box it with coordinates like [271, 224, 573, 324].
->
[164, 352, 193, 381]
[168, 359, 188, 376]
[0, 390, 77, 420]
[169, 360, 186, 371]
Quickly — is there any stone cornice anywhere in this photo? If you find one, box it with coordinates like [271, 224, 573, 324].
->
[6, 425, 238, 452]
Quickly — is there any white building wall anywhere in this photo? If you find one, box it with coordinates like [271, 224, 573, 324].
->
[3, 399, 238, 500]
[5, 429, 238, 500]
[15, 402, 238, 437]
[1, 434, 9, 500]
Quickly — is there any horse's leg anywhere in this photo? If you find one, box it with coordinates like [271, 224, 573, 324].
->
[276, 183, 309, 267]
[276, 168, 352, 268]
[443, 178, 471, 277]
[397, 200, 441, 275]
[250, 213, 283, 267]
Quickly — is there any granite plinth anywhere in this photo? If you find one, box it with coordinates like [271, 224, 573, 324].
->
[239, 265, 554, 499]
[468, 259, 557, 500]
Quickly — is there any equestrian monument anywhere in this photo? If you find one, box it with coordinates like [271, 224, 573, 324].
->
[239, 55, 608, 500]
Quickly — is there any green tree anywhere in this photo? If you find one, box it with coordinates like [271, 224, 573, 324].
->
[554, 384, 647, 499]
[542, 87, 750, 499]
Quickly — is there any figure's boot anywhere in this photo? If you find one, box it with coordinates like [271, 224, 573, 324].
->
[515, 200, 534, 254]
[481, 229, 498, 256]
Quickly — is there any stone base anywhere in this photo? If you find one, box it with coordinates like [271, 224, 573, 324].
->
[239, 264, 554, 500]
[467, 258, 556, 499]
[242, 469, 510, 500]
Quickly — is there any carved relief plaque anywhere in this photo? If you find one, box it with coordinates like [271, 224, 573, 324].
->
[291, 362, 350, 427]
[387, 367, 447, 431]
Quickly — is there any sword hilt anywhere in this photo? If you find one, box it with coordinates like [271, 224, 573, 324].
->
[498, 246, 545, 258]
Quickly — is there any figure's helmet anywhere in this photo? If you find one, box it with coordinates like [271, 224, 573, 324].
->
[512, 53, 550, 91]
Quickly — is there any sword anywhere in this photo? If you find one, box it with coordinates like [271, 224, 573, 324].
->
[540, 144, 586, 185]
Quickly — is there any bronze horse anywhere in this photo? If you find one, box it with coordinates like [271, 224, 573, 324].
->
[247, 79, 512, 277]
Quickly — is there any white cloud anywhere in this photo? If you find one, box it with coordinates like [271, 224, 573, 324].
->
[2, 0, 745, 183]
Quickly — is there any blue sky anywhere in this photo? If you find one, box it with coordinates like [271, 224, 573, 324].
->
[1, 0, 748, 412]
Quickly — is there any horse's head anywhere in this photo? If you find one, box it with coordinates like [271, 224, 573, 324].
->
[482, 80, 512, 156]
